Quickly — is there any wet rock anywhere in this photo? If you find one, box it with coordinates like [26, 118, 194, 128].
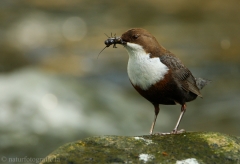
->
[41, 132, 240, 164]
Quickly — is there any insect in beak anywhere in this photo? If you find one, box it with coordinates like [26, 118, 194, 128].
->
[98, 33, 125, 58]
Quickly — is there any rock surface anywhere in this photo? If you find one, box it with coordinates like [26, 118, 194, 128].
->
[41, 132, 240, 164]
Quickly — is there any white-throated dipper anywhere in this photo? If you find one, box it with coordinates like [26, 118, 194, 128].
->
[104, 28, 209, 135]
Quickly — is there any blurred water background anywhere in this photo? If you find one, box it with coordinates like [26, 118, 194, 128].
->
[0, 0, 240, 161]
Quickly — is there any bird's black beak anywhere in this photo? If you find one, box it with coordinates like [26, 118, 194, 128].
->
[104, 37, 126, 48]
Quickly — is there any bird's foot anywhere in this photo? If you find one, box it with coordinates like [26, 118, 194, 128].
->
[152, 132, 171, 135]
[171, 129, 186, 134]
[150, 129, 185, 135]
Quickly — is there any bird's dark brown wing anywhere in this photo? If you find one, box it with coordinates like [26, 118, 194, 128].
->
[159, 53, 202, 97]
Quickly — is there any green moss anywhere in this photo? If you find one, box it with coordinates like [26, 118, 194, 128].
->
[41, 132, 240, 164]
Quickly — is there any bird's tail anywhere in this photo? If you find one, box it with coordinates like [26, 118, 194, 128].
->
[195, 78, 211, 90]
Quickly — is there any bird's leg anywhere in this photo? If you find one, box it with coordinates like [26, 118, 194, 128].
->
[171, 104, 186, 134]
[149, 104, 159, 135]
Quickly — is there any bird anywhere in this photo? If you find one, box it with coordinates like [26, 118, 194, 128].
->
[104, 28, 209, 135]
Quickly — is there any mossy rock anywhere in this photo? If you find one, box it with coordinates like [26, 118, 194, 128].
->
[41, 132, 240, 164]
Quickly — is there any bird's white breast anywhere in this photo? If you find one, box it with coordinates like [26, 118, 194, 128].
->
[125, 42, 169, 90]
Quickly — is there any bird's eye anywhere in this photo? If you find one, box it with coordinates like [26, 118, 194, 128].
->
[132, 34, 140, 39]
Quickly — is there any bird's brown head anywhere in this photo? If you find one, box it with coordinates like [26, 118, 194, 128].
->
[104, 28, 166, 55]
[121, 28, 157, 46]
[123, 28, 167, 55]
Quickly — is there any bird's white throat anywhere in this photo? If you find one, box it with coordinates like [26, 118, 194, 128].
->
[125, 42, 169, 90]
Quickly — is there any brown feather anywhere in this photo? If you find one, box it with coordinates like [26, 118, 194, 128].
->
[159, 54, 202, 97]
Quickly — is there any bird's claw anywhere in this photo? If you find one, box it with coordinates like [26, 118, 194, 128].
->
[171, 129, 186, 134]
[151, 129, 185, 135]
